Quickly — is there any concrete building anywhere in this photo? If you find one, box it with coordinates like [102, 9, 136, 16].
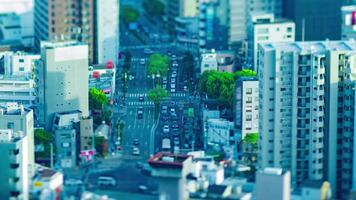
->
[258, 41, 356, 195]
[283, 0, 341, 41]
[1, 51, 40, 76]
[299, 181, 332, 200]
[247, 13, 295, 71]
[341, 6, 356, 40]
[148, 153, 193, 200]
[36, 41, 89, 129]
[95, 0, 119, 64]
[30, 165, 63, 200]
[0, 13, 22, 45]
[166, 0, 198, 31]
[234, 77, 259, 140]
[0, 76, 36, 108]
[175, 17, 199, 51]
[228, 0, 283, 50]
[255, 168, 291, 200]
[0, 103, 35, 178]
[0, 129, 29, 200]
[205, 118, 236, 159]
[200, 50, 235, 74]
[198, 0, 229, 52]
[89, 62, 116, 100]
[79, 117, 93, 151]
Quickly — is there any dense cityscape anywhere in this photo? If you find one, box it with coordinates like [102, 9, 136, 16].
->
[0, 0, 356, 199]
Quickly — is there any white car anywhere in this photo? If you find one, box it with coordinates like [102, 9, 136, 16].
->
[65, 179, 83, 186]
[132, 147, 140, 155]
[171, 78, 176, 84]
[163, 125, 170, 133]
[97, 176, 116, 187]
[171, 84, 176, 89]
[171, 54, 177, 61]
[171, 88, 176, 93]
[139, 58, 145, 65]
[162, 77, 167, 84]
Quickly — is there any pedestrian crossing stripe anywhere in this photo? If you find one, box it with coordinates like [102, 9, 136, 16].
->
[126, 92, 187, 98]
[127, 101, 154, 106]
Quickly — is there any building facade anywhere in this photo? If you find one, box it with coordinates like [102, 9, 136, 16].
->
[89, 63, 116, 100]
[258, 41, 356, 196]
[255, 168, 291, 200]
[36, 41, 89, 129]
[0, 129, 29, 200]
[234, 77, 259, 140]
[0, 103, 35, 178]
[341, 6, 356, 40]
[247, 13, 295, 71]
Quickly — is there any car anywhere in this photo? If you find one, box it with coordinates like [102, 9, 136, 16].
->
[170, 88, 176, 93]
[172, 62, 178, 67]
[167, 51, 172, 56]
[172, 124, 179, 131]
[173, 138, 180, 145]
[172, 131, 180, 137]
[161, 105, 168, 114]
[162, 83, 167, 89]
[65, 178, 83, 186]
[171, 73, 177, 78]
[138, 185, 148, 191]
[132, 147, 140, 155]
[97, 176, 116, 187]
[133, 139, 139, 146]
[163, 125, 170, 133]
[162, 77, 167, 84]
[139, 94, 144, 101]
[170, 108, 176, 116]
[171, 54, 177, 61]
[183, 85, 188, 91]
[137, 107, 143, 119]
[139, 58, 145, 65]
[171, 84, 176, 89]
[144, 48, 153, 55]
[171, 78, 176, 84]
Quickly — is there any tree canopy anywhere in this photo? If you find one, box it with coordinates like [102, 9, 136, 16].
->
[89, 88, 108, 110]
[121, 6, 140, 24]
[198, 69, 257, 107]
[148, 53, 170, 76]
[143, 0, 164, 17]
[34, 129, 52, 159]
[243, 133, 258, 144]
[147, 85, 169, 105]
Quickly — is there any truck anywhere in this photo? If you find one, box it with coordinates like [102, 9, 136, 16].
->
[162, 138, 171, 152]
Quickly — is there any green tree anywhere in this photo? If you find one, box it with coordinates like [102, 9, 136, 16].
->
[34, 129, 52, 159]
[94, 136, 108, 157]
[120, 6, 140, 24]
[198, 70, 216, 95]
[147, 86, 169, 119]
[148, 53, 170, 77]
[243, 133, 258, 144]
[143, 0, 164, 17]
[89, 88, 108, 110]
[234, 69, 256, 79]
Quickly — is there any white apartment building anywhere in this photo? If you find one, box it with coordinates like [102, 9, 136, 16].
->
[341, 6, 356, 40]
[247, 13, 295, 71]
[36, 41, 89, 130]
[234, 77, 259, 140]
[0, 76, 36, 108]
[258, 41, 356, 196]
[95, 0, 119, 64]
[1, 51, 40, 76]
[0, 129, 29, 200]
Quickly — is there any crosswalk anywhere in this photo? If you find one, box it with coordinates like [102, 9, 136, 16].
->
[126, 92, 187, 98]
[127, 101, 154, 106]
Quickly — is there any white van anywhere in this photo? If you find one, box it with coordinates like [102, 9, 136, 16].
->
[97, 176, 116, 187]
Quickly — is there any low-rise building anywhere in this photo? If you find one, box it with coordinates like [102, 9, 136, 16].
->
[30, 165, 63, 200]
[89, 62, 116, 100]
[255, 168, 291, 200]
[341, 6, 356, 40]
[200, 50, 236, 74]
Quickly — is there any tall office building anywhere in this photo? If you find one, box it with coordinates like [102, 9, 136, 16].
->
[247, 13, 295, 71]
[95, 0, 120, 64]
[228, 0, 283, 49]
[0, 103, 35, 179]
[341, 6, 356, 40]
[36, 41, 89, 130]
[0, 129, 30, 200]
[258, 41, 356, 191]
[283, 0, 341, 41]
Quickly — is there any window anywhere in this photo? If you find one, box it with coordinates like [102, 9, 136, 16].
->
[18, 59, 24, 63]
[7, 122, 14, 129]
[19, 67, 25, 71]
[246, 88, 252, 94]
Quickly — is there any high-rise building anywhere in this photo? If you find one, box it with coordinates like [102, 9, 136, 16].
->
[166, 0, 198, 32]
[95, 0, 119, 64]
[0, 103, 35, 178]
[283, 0, 341, 41]
[0, 129, 30, 200]
[258, 41, 356, 191]
[36, 41, 89, 130]
[247, 13, 295, 71]
[228, 0, 283, 50]
[34, 0, 119, 64]
[234, 77, 259, 140]
[341, 6, 356, 40]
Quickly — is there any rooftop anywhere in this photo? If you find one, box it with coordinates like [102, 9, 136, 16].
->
[0, 102, 30, 115]
[148, 152, 191, 169]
